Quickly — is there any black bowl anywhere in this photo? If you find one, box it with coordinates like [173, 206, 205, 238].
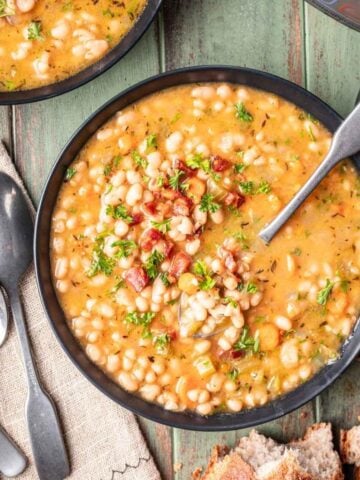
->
[0, 0, 162, 105]
[34, 66, 360, 431]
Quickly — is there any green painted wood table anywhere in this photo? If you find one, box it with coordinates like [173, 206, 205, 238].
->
[1, 1, 360, 478]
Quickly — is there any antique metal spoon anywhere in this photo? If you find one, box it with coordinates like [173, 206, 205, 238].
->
[0, 425, 27, 477]
[259, 102, 360, 244]
[0, 286, 8, 346]
[0, 172, 70, 480]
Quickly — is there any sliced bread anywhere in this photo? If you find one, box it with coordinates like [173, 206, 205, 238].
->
[192, 445, 255, 480]
[340, 425, 360, 466]
[289, 423, 343, 480]
[193, 423, 343, 480]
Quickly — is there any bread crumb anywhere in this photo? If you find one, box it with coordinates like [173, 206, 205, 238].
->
[173, 462, 183, 473]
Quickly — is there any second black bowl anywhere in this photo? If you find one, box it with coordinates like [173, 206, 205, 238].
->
[0, 0, 162, 105]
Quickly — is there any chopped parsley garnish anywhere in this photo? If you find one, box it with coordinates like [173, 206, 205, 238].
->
[193, 260, 215, 291]
[154, 333, 171, 353]
[235, 102, 253, 122]
[233, 231, 249, 250]
[151, 218, 171, 233]
[156, 175, 164, 187]
[186, 154, 211, 173]
[144, 250, 164, 280]
[291, 247, 302, 256]
[146, 134, 157, 150]
[224, 297, 238, 308]
[185, 154, 220, 181]
[132, 150, 148, 169]
[102, 8, 114, 17]
[339, 279, 350, 293]
[193, 260, 209, 277]
[233, 326, 260, 354]
[110, 277, 125, 294]
[228, 205, 242, 217]
[65, 167, 76, 181]
[239, 180, 271, 195]
[159, 272, 171, 287]
[256, 180, 271, 194]
[317, 279, 334, 305]
[87, 238, 115, 277]
[0, 0, 15, 16]
[199, 276, 216, 291]
[199, 193, 220, 213]
[234, 162, 246, 174]
[171, 112, 181, 124]
[112, 240, 137, 259]
[125, 311, 155, 333]
[246, 282, 258, 294]
[3, 80, 16, 91]
[103, 155, 122, 176]
[168, 169, 186, 191]
[239, 181, 255, 195]
[27, 21, 43, 40]
[227, 368, 239, 382]
[307, 125, 317, 142]
[106, 204, 132, 223]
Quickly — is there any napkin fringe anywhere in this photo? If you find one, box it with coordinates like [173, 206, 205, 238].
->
[111, 452, 152, 477]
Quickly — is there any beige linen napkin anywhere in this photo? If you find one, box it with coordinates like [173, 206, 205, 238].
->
[0, 142, 161, 480]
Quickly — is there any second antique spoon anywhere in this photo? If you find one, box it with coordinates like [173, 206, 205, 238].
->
[259, 102, 360, 244]
[0, 172, 70, 480]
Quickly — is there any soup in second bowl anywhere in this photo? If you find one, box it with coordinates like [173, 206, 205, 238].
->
[50, 84, 360, 415]
[0, 0, 147, 91]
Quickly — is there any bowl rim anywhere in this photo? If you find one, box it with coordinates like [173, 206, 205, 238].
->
[34, 65, 360, 431]
[305, 0, 360, 33]
[0, 0, 163, 105]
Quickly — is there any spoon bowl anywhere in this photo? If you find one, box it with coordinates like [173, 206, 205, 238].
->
[0, 173, 33, 287]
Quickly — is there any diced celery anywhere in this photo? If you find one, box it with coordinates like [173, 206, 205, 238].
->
[193, 356, 216, 377]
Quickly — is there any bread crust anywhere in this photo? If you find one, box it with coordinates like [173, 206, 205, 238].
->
[193, 423, 344, 480]
[290, 423, 343, 480]
[259, 452, 313, 480]
[192, 445, 229, 480]
[340, 426, 360, 466]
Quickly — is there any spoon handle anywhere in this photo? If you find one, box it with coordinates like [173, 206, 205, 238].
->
[259, 102, 360, 243]
[9, 288, 70, 480]
[0, 287, 8, 346]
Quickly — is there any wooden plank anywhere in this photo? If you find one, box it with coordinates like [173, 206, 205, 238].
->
[13, 25, 161, 204]
[12, 19, 174, 477]
[304, 3, 360, 116]
[138, 417, 174, 480]
[162, 1, 317, 478]
[305, 1, 360, 444]
[0, 107, 12, 150]
[163, 0, 304, 85]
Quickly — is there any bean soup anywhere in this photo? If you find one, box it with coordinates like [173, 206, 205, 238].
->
[51, 84, 360, 415]
[0, 0, 147, 91]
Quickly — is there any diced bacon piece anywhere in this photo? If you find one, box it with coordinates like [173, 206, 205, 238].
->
[140, 228, 163, 251]
[125, 267, 149, 292]
[143, 201, 158, 216]
[173, 195, 193, 216]
[174, 159, 195, 176]
[163, 240, 175, 258]
[224, 191, 245, 208]
[129, 212, 143, 226]
[168, 251, 191, 278]
[230, 349, 245, 359]
[161, 188, 179, 200]
[168, 330, 178, 341]
[211, 155, 231, 172]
